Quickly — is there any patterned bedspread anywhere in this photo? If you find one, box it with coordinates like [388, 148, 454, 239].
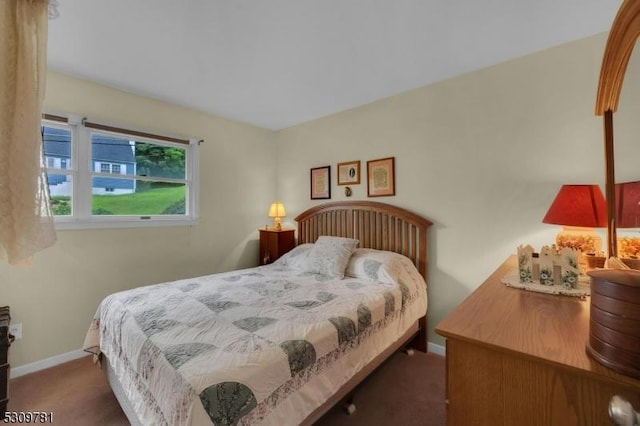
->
[83, 260, 427, 425]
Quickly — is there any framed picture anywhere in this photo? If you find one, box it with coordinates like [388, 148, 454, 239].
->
[337, 160, 361, 185]
[367, 157, 395, 197]
[310, 166, 331, 199]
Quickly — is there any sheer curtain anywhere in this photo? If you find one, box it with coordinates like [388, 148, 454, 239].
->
[0, 0, 56, 265]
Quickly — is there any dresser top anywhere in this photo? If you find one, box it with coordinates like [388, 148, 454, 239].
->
[435, 256, 640, 388]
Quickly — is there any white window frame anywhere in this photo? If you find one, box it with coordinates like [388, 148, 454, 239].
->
[43, 115, 200, 230]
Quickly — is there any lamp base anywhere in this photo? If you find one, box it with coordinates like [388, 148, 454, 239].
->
[272, 218, 282, 231]
[556, 226, 603, 273]
[556, 226, 602, 253]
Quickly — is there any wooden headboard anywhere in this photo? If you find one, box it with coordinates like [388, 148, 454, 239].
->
[295, 201, 433, 280]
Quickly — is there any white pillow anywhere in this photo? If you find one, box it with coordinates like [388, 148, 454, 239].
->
[273, 243, 314, 270]
[345, 248, 408, 284]
[306, 236, 359, 278]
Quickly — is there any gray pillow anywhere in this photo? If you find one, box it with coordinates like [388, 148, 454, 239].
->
[273, 243, 314, 270]
[306, 236, 359, 278]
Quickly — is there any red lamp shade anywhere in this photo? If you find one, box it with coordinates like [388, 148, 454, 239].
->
[616, 181, 640, 228]
[542, 185, 607, 228]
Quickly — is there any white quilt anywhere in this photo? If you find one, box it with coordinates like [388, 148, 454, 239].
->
[83, 258, 427, 425]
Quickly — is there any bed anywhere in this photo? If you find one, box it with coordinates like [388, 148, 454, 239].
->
[83, 201, 432, 425]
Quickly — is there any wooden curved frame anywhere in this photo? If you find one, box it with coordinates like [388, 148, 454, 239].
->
[595, 0, 640, 257]
[596, 0, 640, 115]
[295, 200, 433, 280]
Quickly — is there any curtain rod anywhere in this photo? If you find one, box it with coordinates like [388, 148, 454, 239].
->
[83, 120, 191, 145]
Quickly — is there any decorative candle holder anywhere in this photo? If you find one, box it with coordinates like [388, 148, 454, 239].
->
[503, 245, 588, 298]
[517, 245, 534, 283]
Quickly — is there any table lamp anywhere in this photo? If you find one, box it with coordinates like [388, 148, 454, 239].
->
[542, 184, 607, 254]
[616, 181, 640, 228]
[615, 181, 640, 263]
[268, 202, 286, 231]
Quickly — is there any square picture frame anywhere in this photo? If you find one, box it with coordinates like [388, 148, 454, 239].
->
[367, 157, 395, 197]
[337, 160, 361, 185]
[310, 166, 331, 199]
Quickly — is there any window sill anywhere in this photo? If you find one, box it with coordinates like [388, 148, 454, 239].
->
[54, 216, 199, 230]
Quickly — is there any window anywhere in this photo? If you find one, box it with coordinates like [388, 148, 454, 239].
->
[42, 122, 73, 216]
[42, 115, 199, 229]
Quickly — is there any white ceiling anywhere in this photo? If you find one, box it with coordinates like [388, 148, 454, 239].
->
[47, 0, 621, 130]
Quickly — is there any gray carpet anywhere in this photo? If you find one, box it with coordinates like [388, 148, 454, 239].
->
[9, 351, 445, 425]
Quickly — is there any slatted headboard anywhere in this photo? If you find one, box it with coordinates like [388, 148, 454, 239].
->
[295, 201, 433, 281]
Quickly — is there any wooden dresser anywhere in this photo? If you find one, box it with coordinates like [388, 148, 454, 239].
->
[435, 256, 640, 425]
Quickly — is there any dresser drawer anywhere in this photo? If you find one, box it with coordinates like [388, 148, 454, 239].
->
[0, 363, 7, 400]
[0, 306, 10, 418]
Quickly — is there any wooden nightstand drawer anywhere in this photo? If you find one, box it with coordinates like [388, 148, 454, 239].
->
[259, 228, 295, 265]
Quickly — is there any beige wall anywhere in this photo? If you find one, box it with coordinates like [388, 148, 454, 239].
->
[2, 71, 277, 367]
[7, 32, 640, 368]
[276, 33, 619, 346]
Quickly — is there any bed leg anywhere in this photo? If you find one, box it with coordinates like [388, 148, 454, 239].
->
[410, 316, 428, 353]
[343, 398, 356, 415]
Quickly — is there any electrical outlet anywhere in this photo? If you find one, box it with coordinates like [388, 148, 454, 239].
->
[9, 323, 22, 340]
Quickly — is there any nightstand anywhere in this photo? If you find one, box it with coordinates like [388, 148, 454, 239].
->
[259, 228, 295, 265]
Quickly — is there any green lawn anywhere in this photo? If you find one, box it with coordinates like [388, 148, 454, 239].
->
[51, 185, 186, 216]
[93, 185, 185, 215]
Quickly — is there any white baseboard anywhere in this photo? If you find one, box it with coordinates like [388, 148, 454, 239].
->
[9, 341, 445, 379]
[10, 349, 87, 379]
[427, 341, 446, 356]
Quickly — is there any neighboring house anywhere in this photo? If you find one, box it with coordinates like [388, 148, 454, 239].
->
[43, 127, 136, 196]
[91, 134, 136, 195]
[42, 127, 71, 196]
